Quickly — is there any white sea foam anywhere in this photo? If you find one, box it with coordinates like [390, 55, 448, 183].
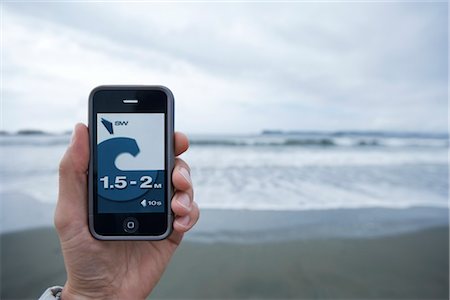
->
[0, 133, 448, 212]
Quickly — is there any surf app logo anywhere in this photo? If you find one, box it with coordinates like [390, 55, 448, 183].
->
[101, 118, 114, 134]
[97, 113, 165, 213]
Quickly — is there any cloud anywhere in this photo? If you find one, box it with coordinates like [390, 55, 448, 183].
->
[2, 2, 447, 133]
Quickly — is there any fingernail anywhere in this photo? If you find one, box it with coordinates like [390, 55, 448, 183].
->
[176, 215, 191, 227]
[178, 167, 191, 184]
[177, 193, 191, 210]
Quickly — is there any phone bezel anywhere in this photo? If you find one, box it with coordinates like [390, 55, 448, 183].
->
[88, 85, 174, 240]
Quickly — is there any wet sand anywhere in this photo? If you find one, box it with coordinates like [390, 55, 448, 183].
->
[1, 225, 448, 299]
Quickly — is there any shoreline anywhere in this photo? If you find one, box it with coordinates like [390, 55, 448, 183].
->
[1, 192, 447, 240]
[188, 206, 449, 243]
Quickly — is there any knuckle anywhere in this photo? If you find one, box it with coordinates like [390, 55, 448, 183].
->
[174, 158, 191, 173]
[54, 209, 68, 231]
[191, 201, 200, 223]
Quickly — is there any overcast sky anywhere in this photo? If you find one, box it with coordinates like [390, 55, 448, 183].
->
[1, 2, 447, 134]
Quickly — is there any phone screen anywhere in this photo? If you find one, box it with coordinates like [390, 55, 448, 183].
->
[96, 113, 166, 214]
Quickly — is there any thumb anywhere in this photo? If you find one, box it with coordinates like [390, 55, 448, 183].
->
[54, 123, 90, 239]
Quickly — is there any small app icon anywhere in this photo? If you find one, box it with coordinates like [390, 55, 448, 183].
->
[101, 118, 114, 134]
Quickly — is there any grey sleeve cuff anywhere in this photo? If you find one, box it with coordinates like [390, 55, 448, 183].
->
[38, 286, 63, 300]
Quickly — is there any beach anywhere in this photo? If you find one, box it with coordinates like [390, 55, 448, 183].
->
[1, 132, 448, 299]
[1, 209, 448, 299]
[156, 225, 449, 299]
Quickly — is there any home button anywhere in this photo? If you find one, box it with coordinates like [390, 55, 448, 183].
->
[123, 217, 139, 233]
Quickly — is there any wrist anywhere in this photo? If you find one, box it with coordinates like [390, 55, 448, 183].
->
[61, 282, 116, 300]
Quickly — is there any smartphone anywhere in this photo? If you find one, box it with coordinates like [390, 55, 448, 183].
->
[88, 85, 174, 240]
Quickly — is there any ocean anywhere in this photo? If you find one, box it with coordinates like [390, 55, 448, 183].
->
[0, 131, 448, 237]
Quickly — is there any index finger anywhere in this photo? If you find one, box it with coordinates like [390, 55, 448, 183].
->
[174, 132, 189, 156]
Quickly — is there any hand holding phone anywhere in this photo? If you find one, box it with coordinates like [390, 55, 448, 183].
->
[54, 120, 199, 299]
